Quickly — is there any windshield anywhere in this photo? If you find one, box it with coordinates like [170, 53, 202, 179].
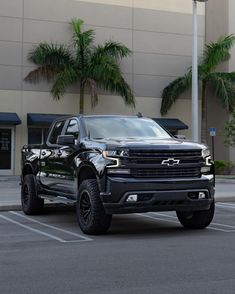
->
[83, 117, 171, 140]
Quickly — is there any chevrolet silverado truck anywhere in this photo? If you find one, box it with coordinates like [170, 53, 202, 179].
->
[21, 115, 215, 235]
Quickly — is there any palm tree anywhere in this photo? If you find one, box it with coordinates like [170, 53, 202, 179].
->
[160, 35, 235, 142]
[24, 19, 135, 114]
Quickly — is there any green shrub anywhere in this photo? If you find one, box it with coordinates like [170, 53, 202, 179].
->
[214, 160, 234, 175]
[224, 112, 235, 146]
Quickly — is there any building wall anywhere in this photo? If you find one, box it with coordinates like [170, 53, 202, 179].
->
[205, 0, 230, 162]
[0, 0, 206, 175]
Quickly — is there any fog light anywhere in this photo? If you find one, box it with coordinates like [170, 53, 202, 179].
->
[199, 192, 206, 199]
[126, 194, 138, 202]
[201, 166, 211, 173]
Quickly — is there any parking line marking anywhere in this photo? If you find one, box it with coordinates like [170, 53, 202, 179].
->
[151, 212, 235, 231]
[218, 202, 235, 206]
[151, 212, 177, 219]
[206, 227, 231, 233]
[216, 203, 235, 209]
[0, 214, 67, 243]
[137, 213, 230, 233]
[9, 211, 92, 242]
[152, 211, 235, 232]
[136, 213, 181, 224]
[211, 222, 235, 229]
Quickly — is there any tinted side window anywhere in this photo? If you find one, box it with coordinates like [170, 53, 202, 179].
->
[65, 119, 79, 138]
[48, 120, 65, 144]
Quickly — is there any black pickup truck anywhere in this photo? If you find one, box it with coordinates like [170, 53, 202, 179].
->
[21, 115, 215, 235]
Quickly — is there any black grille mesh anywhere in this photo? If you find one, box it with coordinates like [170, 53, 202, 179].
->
[131, 167, 201, 178]
[128, 149, 202, 178]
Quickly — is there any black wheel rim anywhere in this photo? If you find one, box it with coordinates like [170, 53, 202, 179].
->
[22, 184, 29, 206]
[79, 191, 92, 225]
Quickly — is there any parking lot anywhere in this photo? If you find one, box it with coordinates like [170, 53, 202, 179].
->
[0, 203, 235, 294]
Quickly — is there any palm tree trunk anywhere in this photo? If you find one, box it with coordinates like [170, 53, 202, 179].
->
[201, 81, 207, 143]
[80, 81, 85, 114]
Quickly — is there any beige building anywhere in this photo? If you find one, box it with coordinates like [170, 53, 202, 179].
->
[0, 0, 233, 175]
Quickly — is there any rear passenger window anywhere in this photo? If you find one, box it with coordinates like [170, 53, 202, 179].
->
[48, 120, 65, 144]
[65, 119, 79, 138]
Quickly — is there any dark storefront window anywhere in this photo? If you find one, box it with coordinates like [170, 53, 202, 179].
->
[0, 129, 12, 170]
[28, 128, 49, 145]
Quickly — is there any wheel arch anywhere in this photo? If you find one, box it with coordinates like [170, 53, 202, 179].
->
[22, 163, 34, 178]
[77, 164, 101, 192]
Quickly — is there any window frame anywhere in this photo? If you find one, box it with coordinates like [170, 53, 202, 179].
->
[46, 119, 67, 147]
[65, 119, 80, 139]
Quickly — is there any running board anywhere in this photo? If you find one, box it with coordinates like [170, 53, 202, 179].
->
[38, 194, 76, 205]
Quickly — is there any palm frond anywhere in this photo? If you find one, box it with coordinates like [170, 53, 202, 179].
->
[94, 41, 132, 59]
[160, 73, 192, 115]
[71, 19, 84, 35]
[202, 35, 235, 72]
[27, 43, 73, 66]
[24, 66, 57, 83]
[25, 43, 74, 82]
[51, 66, 80, 100]
[71, 19, 95, 49]
[207, 72, 235, 111]
[90, 55, 135, 107]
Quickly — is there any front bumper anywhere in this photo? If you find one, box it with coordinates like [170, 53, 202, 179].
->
[100, 175, 215, 214]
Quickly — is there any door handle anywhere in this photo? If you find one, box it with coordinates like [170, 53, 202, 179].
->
[41, 151, 46, 156]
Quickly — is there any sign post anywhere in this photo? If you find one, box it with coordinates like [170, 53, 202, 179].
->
[209, 127, 216, 161]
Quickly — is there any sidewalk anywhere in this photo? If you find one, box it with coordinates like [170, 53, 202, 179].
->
[0, 176, 234, 211]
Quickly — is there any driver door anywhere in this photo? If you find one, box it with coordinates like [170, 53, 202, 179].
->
[39, 118, 80, 198]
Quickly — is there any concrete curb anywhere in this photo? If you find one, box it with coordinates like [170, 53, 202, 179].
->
[215, 196, 235, 202]
[0, 203, 74, 212]
[0, 205, 22, 211]
[216, 179, 235, 184]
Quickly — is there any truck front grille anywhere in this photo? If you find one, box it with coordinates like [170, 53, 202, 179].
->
[125, 149, 203, 179]
[128, 149, 202, 163]
[131, 167, 201, 178]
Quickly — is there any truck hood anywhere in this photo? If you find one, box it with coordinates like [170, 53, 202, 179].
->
[91, 137, 206, 151]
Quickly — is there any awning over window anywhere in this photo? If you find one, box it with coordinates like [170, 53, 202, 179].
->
[152, 118, 188, 131]
[27, 113, 68, 126]
[0, 112, 21, 125]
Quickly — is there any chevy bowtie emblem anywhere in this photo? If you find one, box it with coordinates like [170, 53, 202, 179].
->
[161, 158, 180, 166]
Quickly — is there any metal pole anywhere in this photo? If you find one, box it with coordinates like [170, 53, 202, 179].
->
[212, 136, 215, 161]
[192, 0, 199, 142]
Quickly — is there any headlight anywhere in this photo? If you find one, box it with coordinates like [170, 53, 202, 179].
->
[202, 148, 210, 158]
[102, 150, 121, 168]
[201, 148, 212, 168]
[102, 150, 129, 158]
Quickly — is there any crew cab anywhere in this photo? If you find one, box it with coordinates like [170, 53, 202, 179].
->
[21, 115, 215, 235]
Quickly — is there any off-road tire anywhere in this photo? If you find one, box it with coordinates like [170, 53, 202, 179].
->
[21, 174, 44, 215]
[176, 200, 215, 229]
[77, 179, 112, 235]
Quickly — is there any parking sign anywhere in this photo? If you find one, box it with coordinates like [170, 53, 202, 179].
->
[209, 127, 216, 137]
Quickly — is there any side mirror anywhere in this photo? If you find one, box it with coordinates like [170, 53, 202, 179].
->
[57, 135, 75, 146]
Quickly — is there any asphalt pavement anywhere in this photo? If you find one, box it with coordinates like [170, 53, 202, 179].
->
[1, 203, 235, 294]
[0, 176, 235, 293]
